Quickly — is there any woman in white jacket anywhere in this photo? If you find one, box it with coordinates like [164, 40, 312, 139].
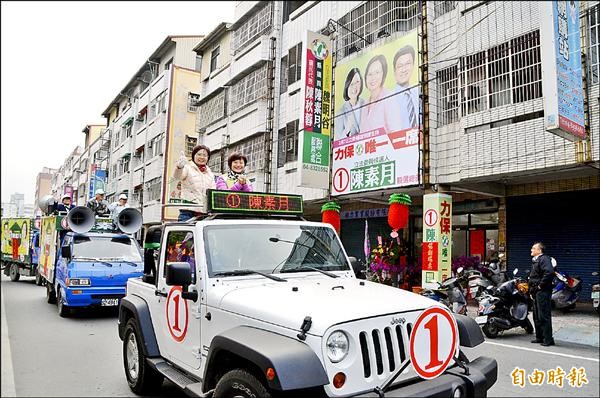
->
[173, 144, 216, 221]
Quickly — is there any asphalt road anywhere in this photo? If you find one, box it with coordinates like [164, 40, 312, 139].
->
[2, 273, 599, 397]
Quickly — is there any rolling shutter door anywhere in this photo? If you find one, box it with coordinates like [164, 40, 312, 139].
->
[506, 189, 600, 300]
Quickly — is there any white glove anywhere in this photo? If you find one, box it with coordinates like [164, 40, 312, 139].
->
[176, 151, 187, 169]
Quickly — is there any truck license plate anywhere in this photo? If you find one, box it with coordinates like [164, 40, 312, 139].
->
[592, 291, 600, 299]
[475, 315, 488, 325]
[101, 298, 119, 306]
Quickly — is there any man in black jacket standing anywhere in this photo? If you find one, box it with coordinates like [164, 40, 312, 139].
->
[528, 242, 555, 346]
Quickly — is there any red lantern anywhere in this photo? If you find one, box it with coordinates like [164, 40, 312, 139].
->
[321, 202, 341, 233]
[388, 202, 409, 231]
[387, 194, 412, 237]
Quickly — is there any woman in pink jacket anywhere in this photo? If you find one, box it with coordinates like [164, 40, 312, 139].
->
[216, 152, 253, 192]
[174, 144, 216, 220]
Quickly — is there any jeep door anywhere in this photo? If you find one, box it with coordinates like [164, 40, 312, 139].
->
[149, 227, 202, 371]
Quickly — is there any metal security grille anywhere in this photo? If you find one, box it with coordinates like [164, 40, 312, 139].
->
[358, 323, 412, 378]
[337, 1, 420, 58]
[230, 64, 269, 114]
[228, 133, 266, 172]
[197, 90, 227, 130]
[232, 2, 273, 55]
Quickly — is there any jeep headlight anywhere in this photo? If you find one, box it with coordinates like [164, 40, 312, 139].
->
[326, 331, 349, 363]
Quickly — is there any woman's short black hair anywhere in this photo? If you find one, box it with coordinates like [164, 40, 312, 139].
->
[365, 54, 388, 86]
[228, 152, 248, 169]
[191, 144, 211, 161]
[343, 68, 363, 101]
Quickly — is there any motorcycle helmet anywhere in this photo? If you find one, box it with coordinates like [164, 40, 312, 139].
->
[516, 281, 529, 294]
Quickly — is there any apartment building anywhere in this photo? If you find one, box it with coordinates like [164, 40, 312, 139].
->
[50, 146, 83, 204]
[101, 35, 203, 227]
[195, 1, 598, 293]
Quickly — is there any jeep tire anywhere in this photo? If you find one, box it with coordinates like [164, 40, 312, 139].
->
[123, 319, 164, 394]
[214, 369, 271, 398]
[9, 264, 20, 282]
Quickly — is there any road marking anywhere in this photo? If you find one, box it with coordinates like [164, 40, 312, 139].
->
[1, 280, 17, 396]
[483, 341, 599, 362]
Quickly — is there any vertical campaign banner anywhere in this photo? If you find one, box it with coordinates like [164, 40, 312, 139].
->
[331, 30, 420, 196]
[422, 193, 452, 288]
[540, 0, 586, 141]
[298, 31, 332, 188]
[88, 164, 107, 199]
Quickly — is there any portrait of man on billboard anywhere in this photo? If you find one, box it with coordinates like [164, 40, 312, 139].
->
[392, 45, 420, 130]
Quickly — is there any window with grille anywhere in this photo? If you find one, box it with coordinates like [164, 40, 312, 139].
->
[188, 92, 201, 113]
[230, 64, 269, 113]
[210, 46, 220, 72]
[232, 2, 273, 54]
[144, 177, 162, 202]
[158, 93, 167, 113]
[588, 5, 599, 85]
[124, 122, 133, 138]
[460, 51, 488, 115]
[197, 90, 227, 129]
[147, 134, 164, 158]
[510, 31, 542, 103]
[439, 30, 542, 122]
[436, 65, 459, 125]
[337, 1, 419, 58]
[288, 42, 302, 85]
[185, 135, 198, 157]
[277, 120, 299, 167]
[228, 133, 266, 172]
[434, 1, 456, 18]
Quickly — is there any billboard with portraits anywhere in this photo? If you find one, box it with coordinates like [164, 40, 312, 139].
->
[331, 30, 420, 196]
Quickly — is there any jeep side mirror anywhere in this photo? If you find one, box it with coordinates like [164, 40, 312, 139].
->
[348, 256, 364, 279]
[61, 245, 71, 259]
[165, 262, 192, 286]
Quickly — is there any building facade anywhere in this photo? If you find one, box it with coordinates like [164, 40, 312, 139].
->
[192, 1, 599, 294]
[101, 36, 203, 227]
[34, 166, 58, 215]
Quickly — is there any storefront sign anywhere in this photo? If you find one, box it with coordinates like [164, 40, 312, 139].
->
[540, 0, 586, 141]
[341, 207, 388, 220]
[331, 30, 420, 196]
[298, 30, 332, 189]
[422, 193, 452, 288]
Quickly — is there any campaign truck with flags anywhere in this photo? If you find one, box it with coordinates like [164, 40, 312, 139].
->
[118, 190, 497, 398]
[1, 216, 42, 284]
[36, 195, 144, 317]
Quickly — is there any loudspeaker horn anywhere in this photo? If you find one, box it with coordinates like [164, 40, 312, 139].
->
[38, 195, 57, 215]
[117, 208, 143, 234]
[67, 206, 96, 233]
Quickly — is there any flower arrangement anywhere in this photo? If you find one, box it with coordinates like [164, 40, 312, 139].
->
[451, 255, 482, 274]
[368, 236, 409, 285]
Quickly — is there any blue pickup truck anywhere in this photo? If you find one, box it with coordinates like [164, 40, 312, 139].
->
[38, 204, 144, 317]
[53, 231, 144, 316]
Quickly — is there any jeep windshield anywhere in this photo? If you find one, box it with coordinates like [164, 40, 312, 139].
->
[72, 235, 142, 262]
[204, 224, 350, 277]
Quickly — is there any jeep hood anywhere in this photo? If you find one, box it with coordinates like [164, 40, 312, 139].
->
[209, 276, 438, 336]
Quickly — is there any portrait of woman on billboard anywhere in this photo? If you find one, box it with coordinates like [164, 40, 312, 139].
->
[334, 68, 365, 139]
[359, 54, 402, 134]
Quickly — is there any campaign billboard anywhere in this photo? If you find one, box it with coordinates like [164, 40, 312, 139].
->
[298, 30, 333, 189]
[540, 0, 586, 141]
[88, 165, 107, 199]
[332, 30, 420, 196]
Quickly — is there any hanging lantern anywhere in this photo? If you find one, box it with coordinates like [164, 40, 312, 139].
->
[321, 201, 341, 233]
[388, 194, 411, 238]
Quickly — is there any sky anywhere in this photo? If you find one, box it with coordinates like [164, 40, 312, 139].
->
[1, 1, 236, 204]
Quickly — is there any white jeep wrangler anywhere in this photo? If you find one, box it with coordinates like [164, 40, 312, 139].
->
[118, 191, 497, 397]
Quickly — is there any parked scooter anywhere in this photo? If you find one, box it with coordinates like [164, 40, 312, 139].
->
[475, 268, 534, 338]
[592, 271, 599, 315]
[551, 266, 582, 312]
[420, 267, 468, 315]
[467, 269, 493, 299]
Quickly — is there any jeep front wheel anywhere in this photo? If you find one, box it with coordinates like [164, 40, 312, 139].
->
[123, 319, 164, 394]
[214, 369, 271, 398]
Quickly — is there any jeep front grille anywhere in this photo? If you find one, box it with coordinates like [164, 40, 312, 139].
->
[358, 323, 413, 378]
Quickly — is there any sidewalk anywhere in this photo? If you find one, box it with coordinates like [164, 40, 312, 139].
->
[467, 301, 599, 348]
